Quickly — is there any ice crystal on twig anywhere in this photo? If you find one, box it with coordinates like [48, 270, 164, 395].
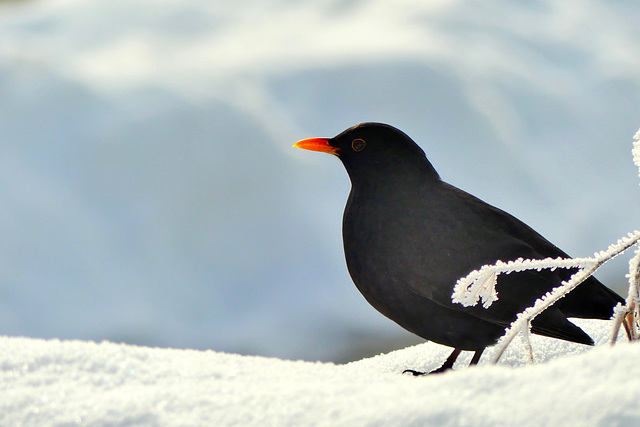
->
[452, 128, 640, 364]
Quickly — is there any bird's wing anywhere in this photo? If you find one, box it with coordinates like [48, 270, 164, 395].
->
[442, 183, 623, 319]
[440, 182, 571, 259]
[401, 182, 580, 326]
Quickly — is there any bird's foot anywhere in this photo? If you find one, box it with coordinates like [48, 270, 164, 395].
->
[402, 365, 451, 376]
[402, 348, 473, 376]
[403, 369, 427, 376]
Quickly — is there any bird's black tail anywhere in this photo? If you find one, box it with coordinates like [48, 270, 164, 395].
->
[558, 275, 625, 320]
[531, 308, 595, 346]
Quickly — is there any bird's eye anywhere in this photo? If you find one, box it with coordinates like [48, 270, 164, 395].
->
[352, 138, 366, 152]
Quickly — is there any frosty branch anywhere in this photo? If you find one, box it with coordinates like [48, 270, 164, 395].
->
[452, 128, 640, 364]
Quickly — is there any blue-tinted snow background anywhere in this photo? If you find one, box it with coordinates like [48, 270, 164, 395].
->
[1, 0, 639, 362]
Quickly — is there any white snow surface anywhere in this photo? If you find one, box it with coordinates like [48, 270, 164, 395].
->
[2, 319, 638, 426]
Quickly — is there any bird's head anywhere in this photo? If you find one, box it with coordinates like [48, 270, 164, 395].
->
[294, 122, 439, 185]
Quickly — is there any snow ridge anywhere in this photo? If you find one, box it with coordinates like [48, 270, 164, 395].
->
[1, 320, 638, 426]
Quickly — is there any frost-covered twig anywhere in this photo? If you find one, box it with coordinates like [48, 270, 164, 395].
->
[453, 233, 640, 312]
[452, 127, 640, 364]
[633, 129, 640, 184]
[452, 257, 593, 309]
[611, 246, 640, 344]
[487, 231, 640, 363]
[611, 129, 640, 343]
[614, 129, 640, 342]
[487, 235, 633, 362]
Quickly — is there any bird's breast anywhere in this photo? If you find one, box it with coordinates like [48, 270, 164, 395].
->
[341, 184, 482, 303]
[342, 189, 433, 296]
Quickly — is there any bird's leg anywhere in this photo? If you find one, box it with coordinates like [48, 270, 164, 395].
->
[403, 348, 462, 376]
[430, 348, 462, 373]
[469, 348, 484, 365]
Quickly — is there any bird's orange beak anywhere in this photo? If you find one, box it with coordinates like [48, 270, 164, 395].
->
[293, 138, 340, 156]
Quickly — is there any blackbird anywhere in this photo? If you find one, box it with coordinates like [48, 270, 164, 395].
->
[294, 122, 624, 374]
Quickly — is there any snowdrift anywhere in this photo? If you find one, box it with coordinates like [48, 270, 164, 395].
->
[2, 319, 638, 426]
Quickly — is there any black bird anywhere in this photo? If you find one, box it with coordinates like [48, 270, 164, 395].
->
[294, 122, 624, 374]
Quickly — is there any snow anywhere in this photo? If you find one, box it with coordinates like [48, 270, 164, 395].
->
[2, 319, 638, 426]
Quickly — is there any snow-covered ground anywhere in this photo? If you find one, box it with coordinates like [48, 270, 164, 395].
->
[1, 0, 640, 362]
[2, 319, 637, 426]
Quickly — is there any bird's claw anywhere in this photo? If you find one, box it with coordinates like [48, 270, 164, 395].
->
[402, 366, 450, 376]
[402, 369, 427, 376]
